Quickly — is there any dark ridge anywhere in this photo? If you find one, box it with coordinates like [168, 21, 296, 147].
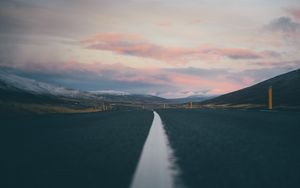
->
[201, 69, 300, 108]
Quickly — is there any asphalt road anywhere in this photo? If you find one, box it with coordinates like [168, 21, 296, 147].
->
[157, 109, 300, 188]
[0, 110, 153, 188]
[131, 111, 177, 188]
[1, 109, 300, 188]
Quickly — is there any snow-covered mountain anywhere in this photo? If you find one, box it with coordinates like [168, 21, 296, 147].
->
[92, 92, 168, 104]
[0, 71, 169, 105]
[0, 71, 174, 113]
[0, 71, 99, 100]
[168, 94, 217, 104]
[90, 90, 130, 96]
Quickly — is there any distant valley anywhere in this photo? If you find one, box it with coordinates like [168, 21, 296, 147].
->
[1, 68, 300, 113]
[0, 71, 201, 113]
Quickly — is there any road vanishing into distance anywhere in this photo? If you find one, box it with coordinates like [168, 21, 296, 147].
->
[131, 111, 179, 188]
[1, 109, 300, 188]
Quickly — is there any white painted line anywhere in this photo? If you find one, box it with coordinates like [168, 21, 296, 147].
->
[130, 111, 180, 188]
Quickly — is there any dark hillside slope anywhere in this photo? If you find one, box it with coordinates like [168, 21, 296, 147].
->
[201, 69, 300, 109]
[0, 76, 103, 113]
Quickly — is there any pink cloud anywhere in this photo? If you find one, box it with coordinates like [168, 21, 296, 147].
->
[12, 61, 169, 86]
[190, 18, 204, 24]
[288, 7, 300, 20]
[11, 60, 297, 98]
[156, 21, 172, 27]
[7, 60, 246, 96]
[241, 76, 255, 85]
[207, 48, 261, 60]
[81, 32, 142, 44]
[168, 73, 241, 94]
[81, 33, 278, 64]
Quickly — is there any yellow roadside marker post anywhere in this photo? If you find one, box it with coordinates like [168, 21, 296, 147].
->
[268, 86, 273, 110]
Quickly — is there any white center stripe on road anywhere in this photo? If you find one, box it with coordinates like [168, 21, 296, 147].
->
[130, 111, 180, 188]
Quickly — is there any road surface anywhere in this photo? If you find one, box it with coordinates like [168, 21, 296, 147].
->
[157, 109, 300, 188]
[130, 111, 179, 188]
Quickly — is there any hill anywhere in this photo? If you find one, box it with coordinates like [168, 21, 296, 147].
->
[91, 91, 169, 104]
[200, 69, 300, 110]
[168, 95, 216, 104]
[0, 71, 105, 113]
[0, 71, 170, 113]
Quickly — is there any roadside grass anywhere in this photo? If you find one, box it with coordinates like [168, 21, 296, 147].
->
[0, 101, 105, 114]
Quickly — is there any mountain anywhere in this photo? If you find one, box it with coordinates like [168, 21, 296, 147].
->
[168, 95, 216, 104]
[92, 92, 169, 104]
[0, 71, 104, 113]
[200, 69, 300, 110]
[0, 71, 100, 100]
[0, 71, 169, 113]
[90, 90, 130, 96]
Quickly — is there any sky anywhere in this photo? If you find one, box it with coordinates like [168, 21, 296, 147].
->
[0, 0, 300, 98]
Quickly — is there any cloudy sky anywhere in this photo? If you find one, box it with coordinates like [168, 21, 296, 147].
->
[0, 0, 299, 98]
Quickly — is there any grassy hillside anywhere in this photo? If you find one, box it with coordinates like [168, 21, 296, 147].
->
[201, 69, 300, 110]
[95, 93, 169, 104]
[0, 91, 102, 114]
[0, 75, 167, 113]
